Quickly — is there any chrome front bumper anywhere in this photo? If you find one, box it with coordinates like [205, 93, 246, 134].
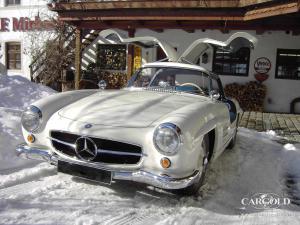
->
[16, 144, 201, 190]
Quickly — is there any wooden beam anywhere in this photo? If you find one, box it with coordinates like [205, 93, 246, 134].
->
[76, 20, 300, 31]
[244, 2, 299, 20]
[75, 28, 82, 90]
[59, 15, 244, 22]
[49, 0, 273, 11]
[56, 8, 244, 22]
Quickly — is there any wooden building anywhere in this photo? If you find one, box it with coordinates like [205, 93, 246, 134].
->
[48, 0, 300, 113]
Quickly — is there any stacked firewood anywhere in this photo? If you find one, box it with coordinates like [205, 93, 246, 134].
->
[98, 71, 128, 89]
[224, 81, 267, 112]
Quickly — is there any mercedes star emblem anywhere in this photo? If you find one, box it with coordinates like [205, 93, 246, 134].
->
[75, 137, 98, 161]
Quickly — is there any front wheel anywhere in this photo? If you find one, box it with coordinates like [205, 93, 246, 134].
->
[174, 135, 210, 196]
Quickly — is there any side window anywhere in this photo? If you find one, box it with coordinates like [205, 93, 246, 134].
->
[275, 49, 300, 80]
[213, 47, 250, 76]
[6, 42, 21, 70]
[5, 0, 20, 6]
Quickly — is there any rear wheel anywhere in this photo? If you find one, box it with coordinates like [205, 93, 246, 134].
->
[175, 135, 210, 196]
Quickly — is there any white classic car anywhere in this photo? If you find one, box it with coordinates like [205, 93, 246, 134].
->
[17, 31, 257, 195]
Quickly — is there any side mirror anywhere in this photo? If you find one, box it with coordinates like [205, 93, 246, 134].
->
[98, 80, 107, 90]
[209, 90, 220, 100]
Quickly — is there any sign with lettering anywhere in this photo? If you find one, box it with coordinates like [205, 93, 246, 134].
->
[133, 46, 142, 72]
[0, 17, 53, 32]
[254, 57, 271, 74]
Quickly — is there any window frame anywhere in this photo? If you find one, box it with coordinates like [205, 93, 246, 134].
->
[6, 42, 22, 70]
[275, 48, 300, 80]
[97, 44, 127, 72]
[212, 47, 250, 77]
[5, 0, 21, 6]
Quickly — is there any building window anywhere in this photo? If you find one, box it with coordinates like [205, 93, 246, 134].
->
[6, 42, 21, 70]
[275, 49, 300, 80]
[5, 0, 20, 6]
[97, 44, 127, 71]
[212, 47, 250, 76]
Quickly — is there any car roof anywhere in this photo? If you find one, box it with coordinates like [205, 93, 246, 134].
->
[141, 62, 219, 79]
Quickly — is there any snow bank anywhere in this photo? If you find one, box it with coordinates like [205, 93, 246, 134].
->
[0, 75, 56, 110]
[0, 75, 56, 171]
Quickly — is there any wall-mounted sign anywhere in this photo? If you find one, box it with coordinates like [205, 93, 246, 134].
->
[254, 57, 271, 74]
[0, 17, 53, 32]
[133, 46, 142, 72]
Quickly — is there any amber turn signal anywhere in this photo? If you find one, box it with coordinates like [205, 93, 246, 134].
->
[160, 157, 171, 169]
[27, 134, 35, 143]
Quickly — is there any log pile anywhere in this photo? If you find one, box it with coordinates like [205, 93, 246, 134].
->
[224, 81, 267, 112]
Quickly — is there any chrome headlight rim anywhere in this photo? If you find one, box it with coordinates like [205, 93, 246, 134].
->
[153, 122, 183, 156]
[21, 105, 43, 133]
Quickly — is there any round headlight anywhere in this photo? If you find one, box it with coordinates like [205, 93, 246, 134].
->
[153, 123, 182, 155]
[21, 106, 42, 132]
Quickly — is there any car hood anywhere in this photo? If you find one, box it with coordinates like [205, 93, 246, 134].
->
[58, 89, 207, 128]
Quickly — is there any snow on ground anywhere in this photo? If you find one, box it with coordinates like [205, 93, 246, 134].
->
[0, 128, 300, 225]
[1, 75, 300, 224]
[0, 75, 56, 110]
[0, 129, 300, 224]
[0, 75, 55, 171]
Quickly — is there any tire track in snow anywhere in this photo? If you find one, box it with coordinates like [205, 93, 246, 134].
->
[0, 163, 56, 190]
[104, 210, 164, 225]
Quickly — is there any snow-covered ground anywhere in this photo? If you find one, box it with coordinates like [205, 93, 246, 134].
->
[0, 75, 300, 225]
[0, 75, 55, 171]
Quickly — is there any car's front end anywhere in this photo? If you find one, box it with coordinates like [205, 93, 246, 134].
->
[17, 91, 213, 190]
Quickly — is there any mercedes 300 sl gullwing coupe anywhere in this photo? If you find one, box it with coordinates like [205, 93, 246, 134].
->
[17, 30, 256, 195]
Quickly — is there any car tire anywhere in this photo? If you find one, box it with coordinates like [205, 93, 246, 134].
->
[227, 115, 239, 150]
[174, 135, 210, 196]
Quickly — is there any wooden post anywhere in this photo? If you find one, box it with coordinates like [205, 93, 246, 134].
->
[126, 29, 135, 81]
[75, 28, 82, 90]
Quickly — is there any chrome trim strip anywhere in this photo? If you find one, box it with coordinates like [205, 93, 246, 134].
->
[97, 149, 144, 157]
[48, 137, 76, 149]
[16, 144, 200, 190]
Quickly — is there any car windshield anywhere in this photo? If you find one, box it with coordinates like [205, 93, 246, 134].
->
[128, 67, 220, 96]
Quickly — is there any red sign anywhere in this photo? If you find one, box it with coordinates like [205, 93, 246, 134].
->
[0, 17, 53, 32]
[254, 57, 271, 74]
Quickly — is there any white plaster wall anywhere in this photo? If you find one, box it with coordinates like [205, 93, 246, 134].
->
[134, 29, 300, 113]
[80, 28, 300, 113]
[0, 0, 52, 79]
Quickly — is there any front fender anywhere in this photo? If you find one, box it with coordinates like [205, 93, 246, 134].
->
[27, 90, 99, 132]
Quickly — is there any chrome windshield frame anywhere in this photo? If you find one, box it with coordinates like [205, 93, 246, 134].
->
[126, 65, 225, 98]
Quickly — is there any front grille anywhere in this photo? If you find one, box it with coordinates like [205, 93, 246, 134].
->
[50, 131, 142, 164]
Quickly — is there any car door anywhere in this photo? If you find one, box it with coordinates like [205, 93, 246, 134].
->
[177, 32, 257, 64]
[208, 75, 233, 146]
[99, 29, 178, 62]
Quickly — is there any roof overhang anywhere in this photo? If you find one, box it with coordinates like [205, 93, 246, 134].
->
[48, 0, 300, 32]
